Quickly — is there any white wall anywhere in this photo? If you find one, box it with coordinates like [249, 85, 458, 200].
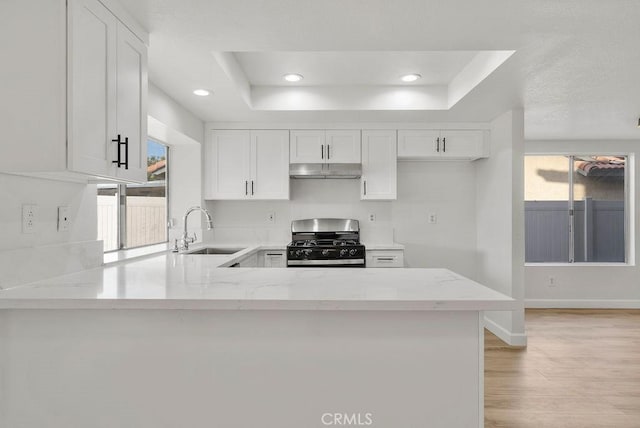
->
[148, 83, 204, 144]
[475, 109, 526, 346]
[0, 174, 101, 288]
[204, 161, 479, 278]
[147, 81, 205, 244]
[525, 140, 640, 307]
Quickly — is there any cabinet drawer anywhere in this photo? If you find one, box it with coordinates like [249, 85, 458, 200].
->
[366, 250, 404, 268]
[261, 251, 286, 268]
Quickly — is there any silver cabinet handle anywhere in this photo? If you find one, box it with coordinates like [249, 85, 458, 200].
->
[443, 137, 446, 152]
[436, 137, 440, 153]
[245, 180, 248, 195]
[251, 180, 254, 195]
[376, 257, 395, 261]
[327, 144, 330, 159]
[321, 145, 324, 159]
[363, 180, 367, 195]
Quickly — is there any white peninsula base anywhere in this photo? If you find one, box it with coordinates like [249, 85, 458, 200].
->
[1, 309, 485, 428]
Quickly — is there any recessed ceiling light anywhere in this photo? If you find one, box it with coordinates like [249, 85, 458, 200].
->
[401, 74, 422, 83]
[283, 73, 304, 82]
[193, 89, 210, 96]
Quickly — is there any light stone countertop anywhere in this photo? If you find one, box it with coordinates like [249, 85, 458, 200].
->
[0, 244, 513, 311]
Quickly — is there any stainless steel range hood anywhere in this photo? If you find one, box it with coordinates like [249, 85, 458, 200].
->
[289, 163, 362, 179]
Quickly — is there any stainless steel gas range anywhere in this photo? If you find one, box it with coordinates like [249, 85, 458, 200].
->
[286, 218, 366, 267]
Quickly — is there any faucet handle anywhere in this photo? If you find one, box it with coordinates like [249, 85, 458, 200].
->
[172, 239, 179, 252]
[193, 232, 197, 242]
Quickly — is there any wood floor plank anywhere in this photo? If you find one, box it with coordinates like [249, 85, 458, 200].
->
[485, 309, 640, 427]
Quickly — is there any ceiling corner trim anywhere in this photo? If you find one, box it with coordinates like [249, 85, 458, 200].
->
[212, 51, 253, 108]
[447, 50, 516, 109]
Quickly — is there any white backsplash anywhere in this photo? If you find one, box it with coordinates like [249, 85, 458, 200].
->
[0, 240, 103, 289]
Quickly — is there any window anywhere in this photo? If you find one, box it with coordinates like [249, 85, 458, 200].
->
[97, 140, 169, 251]
[524, 155, 627, 263]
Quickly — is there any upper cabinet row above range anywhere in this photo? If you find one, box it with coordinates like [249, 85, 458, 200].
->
[0, 0, 148, 184]
[290, 130, 362, 164]
[204, 129, 489, 201]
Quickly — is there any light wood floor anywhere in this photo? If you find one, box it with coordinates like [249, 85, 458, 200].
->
[485, 309, 640, 428]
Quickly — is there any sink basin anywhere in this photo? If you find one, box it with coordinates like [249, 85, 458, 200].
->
[187, 247, 246, 255]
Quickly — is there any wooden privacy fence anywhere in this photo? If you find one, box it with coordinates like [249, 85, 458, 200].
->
[97, 195, 167, 250]
[525, 199, 625, 262]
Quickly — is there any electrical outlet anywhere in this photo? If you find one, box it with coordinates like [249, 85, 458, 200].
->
[428, 213, 437, 224]
[267, 212, 276, 224]
[369, 213, 376, 222]
[548, 276, 556, 287]
[22, 204, 37, 234]
[58, 206, 71, 231]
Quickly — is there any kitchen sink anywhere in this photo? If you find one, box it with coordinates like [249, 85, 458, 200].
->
[187, 247, 246, 255]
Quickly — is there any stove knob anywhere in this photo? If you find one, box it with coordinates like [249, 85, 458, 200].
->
[295, 250, 302, 257]
[322, 249, 330, 256]
[349, 249, 357, 256]
[304, 249, 312, 256]
[340, 249, 348, 257]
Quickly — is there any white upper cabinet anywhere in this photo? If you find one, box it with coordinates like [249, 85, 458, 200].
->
[397, 130, 440, 159]
[205, 130, 289, 200]
[205, 130, 251, 200]
[438, 130, 484, 159]
[397, 130, 487, 161]
[361, 130, 397, 201]
[250, 130, 290, 199]
[68, 0, 117, 178]
[290, 130, 361, 164]
[0, 0, 148, 183]
[325, 130, 361, 163]
[112, 22, 148, 182]
[290, 130, 326, 163]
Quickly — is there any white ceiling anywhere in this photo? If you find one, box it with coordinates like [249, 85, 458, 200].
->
[234, 51, 478, 86]
[118, 0, 640, 139]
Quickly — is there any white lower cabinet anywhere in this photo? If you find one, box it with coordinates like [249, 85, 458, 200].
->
[205, 130, 289, 200]
[366, 250, 404, 268]
[259, 250, 286, 268]
[361, 130, 397, 200]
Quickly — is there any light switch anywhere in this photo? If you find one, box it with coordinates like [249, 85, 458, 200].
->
[58, 206, 71, 231]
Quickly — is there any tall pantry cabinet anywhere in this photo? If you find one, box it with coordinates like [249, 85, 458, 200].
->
[0, 0, 148, 183]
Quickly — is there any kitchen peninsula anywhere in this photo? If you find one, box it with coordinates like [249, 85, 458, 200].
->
[0, 248, 513, 428]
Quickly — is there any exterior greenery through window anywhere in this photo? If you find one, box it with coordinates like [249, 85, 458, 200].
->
[97, 140, 168, 251]
[524, 155, 627, 263]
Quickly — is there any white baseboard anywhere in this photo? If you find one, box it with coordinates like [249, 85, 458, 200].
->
[525, 299, 640, 309]
[483, 316, 527, 347]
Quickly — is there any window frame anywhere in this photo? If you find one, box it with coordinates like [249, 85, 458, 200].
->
[102, 139, 170, 253]
[524, 152, 631, 265]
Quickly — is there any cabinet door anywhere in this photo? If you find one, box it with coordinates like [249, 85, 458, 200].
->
[114, 22, 148, 182]
[289, 130, 325, 163]
[262, 251, 286, 268]
[325, 130, 361, 163]
[250, 130, 289, 199]
[366, 250, 404, 268]
[361, 130, 397, 200]
[397, 130, 439, 159]
[438, 130, 484, 159]
[205, 130, 251, 199]
[68, 0, 118, 178]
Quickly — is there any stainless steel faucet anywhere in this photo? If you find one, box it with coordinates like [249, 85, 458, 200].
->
[180, 206, 214, 251]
